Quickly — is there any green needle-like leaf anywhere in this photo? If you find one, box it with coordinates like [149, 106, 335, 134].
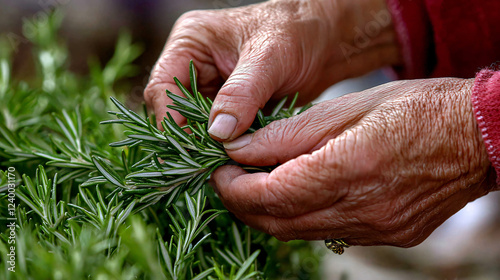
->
[1, 23, 319, 278]
[92, 156, 125, 188]
[234, 250, 260, 280]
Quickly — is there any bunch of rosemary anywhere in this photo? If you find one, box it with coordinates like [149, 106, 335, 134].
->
[88, 60, 310, 212]
[0, 11, 321, 280]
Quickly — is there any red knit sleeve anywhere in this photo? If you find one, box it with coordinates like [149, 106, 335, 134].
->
[386, 0, 434, 78]
[386, 0, 500, 79]
[472, 69, 500, 186]
[387, 0, 500, 186]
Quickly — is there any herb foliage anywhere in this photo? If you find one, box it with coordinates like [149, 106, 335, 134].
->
[0, 11, 320, 280]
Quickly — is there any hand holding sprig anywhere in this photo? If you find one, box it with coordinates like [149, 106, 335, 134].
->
[213, 78, 496, 245]
[145, 0, 400, 141]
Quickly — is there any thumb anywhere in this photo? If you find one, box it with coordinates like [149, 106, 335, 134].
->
[221, 92, 380, 166]
[222, 105, 344, 166]
[221, 81, 385, 166]
[207, 45, 285, 141]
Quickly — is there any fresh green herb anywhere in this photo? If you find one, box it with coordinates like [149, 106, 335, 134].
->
[92, 60, 310, 211]
[0, 10, 321, 280]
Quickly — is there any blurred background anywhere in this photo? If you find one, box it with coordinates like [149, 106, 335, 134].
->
[1, 0, 499, 279]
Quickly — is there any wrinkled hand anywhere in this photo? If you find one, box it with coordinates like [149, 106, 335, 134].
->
[145, 0, 400, 141]
[213, 78, 497, 246]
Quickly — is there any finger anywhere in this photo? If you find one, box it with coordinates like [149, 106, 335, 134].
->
[233, 190, 467, 245]
[207, 41, 287, 141]
[144, 11, 219, 127]
[144, 48, 195, 127]
[221, 90, 383, 166]
[212, 145, 350, 217]
[233, 211, 351, 242]
[223, 111, 331, 166]
[211, 165, 270, 213]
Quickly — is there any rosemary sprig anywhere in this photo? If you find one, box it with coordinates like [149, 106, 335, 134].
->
[0, 11, 322, 278]
[93, 60, 310, 209]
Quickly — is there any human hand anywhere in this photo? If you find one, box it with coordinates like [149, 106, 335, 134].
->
[145, 0, 401, 141]
[212, 78, 497, 246]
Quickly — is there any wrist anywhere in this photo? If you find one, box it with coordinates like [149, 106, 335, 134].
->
[471, 69, 500, 190]
[460, 78, 497, 194]
[317, 0, 402, 78]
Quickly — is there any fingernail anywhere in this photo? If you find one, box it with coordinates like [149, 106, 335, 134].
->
[208, 113, 237, 140]
[223, 134, 252, 150]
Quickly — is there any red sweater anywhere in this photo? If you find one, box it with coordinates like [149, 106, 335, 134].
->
[387, 0, 500, 186]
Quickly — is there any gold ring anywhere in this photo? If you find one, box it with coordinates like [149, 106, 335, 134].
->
[325, 239, 350, 255]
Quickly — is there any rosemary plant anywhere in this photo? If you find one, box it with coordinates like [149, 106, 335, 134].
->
[0, 10, 321, 280]
[89, 60, 310, 212]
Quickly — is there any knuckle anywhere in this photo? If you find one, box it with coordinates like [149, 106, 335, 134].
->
[323, 127, 380, 177]
[144, 61, 171, 103]
[265, 219, 294, 241]
[144, 82, 167, 109]
[246, 31, 297, 63]
[371, 216, 400, 232]
[266, 222, 283, 239]
[174, 10, 229, 42]
[363, 205, 405, 232]
[144, 83, 158, 102]
[171, 11, 217, 45]
[322, 135, 353, 171]
[143, 85, 154, 103]
[259, 117, 304, 147]
[263, 176, 297, 217]
[176, 10, 205, 26]
[259, 120, 288, 146]
[387, 229, 423, 248]
[221, 74, 265, 100]
[223, 70, 260, 87]
[211, 95, 262, 122]
[221, 70, 273, 104]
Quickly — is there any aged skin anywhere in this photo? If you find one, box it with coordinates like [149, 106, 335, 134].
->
[215, 78, 496, 246]
[144, 0, 497, 246]
[145, 0, 400, 138]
